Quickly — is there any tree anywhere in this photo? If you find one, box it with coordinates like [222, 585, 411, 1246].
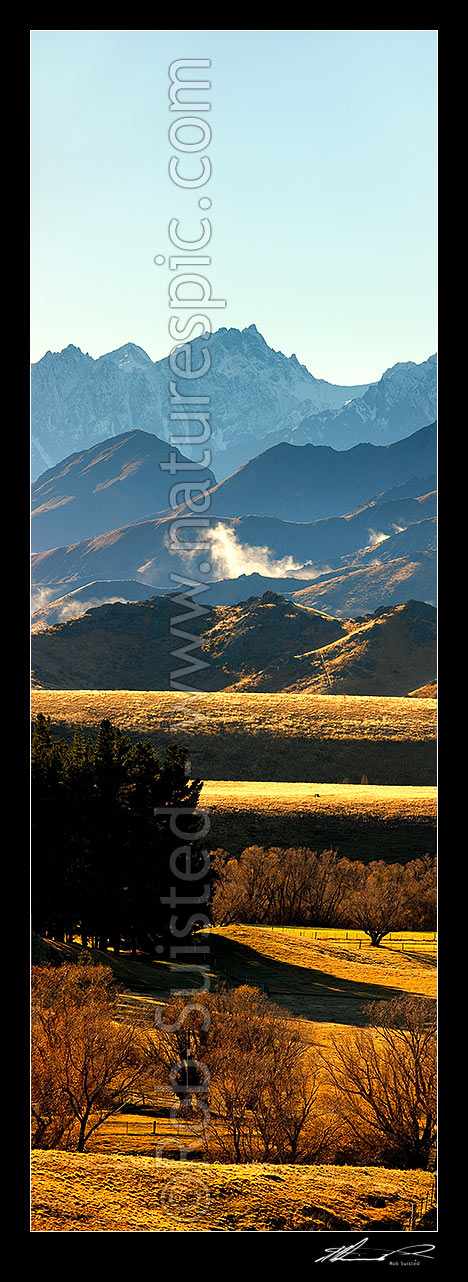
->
[323, 995, 436, 1169]
[345, 860, 436, 946]
[151, 986, 333, 1164]
[31, 716, 205, 952]
[211, 846, 358, 928]
[31, 964, 145, 1151]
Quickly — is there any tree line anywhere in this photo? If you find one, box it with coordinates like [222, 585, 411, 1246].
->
[212, 847, 436, 945]
[31, 963, 436, 1170]
[32, 715, 205, 954]
[32, 717, 436, 950]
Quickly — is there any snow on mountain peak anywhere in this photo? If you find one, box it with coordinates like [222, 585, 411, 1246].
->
[98, 343, 153, 371]
[30, 328, 436, 483]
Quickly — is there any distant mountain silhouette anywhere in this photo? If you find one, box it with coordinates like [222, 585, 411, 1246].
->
[287, 355, 436, 450]
[196, 423, 436, 522]
[31, 461, 436, 603]
[31, 421, 436, 564]
[31, 430, 216, 553]
[31, 327, 436, 481]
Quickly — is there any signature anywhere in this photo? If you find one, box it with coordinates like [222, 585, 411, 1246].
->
[315, 1238, 435, 1263]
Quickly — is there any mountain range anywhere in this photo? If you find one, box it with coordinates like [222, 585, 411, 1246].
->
[31, 326, 436, 481]
[31, 421, 436, 555]
[30, 324, 437, 665]
[31, 422, 437, 619]
[31, 594, 436, 697]
[184, 423, 436, 523]
[287, 355, 437, 450]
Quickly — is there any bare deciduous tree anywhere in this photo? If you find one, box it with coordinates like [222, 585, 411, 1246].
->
[211, 846, 357, 928]
[322, 995, 436, 1169]
[346, 860, 436, 946]
[31, 965, 144, 1151]
[211, 848, 436, 941]
[151, 985, 334, 1164]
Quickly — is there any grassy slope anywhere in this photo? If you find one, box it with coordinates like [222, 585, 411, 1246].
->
[208, 927, 436, 1021]
[31, 1151, 434, 1232]
[203, 780, 436, 859]
[45, 927, 436, 1027]
[31, 690, 437, 784]
[291, 556, 436, 619]
[33, 931, 437, 1229]
[226, 601, 436, 696]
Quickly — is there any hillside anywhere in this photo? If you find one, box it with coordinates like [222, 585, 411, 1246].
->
[184, 424, 437, 523]
[356, 517, 436, 567]
[31, 686, 436, 787]
[31, 594, 436, 696]
[408, 681, 437, 698]
[31, 549, 436, 628]
[31, 578, 159, 631]
[209, 924, 437, 1016]
[31, 430, 216, 553]
[31, 1148, 433, 1235]
[201, 780, 436, 861]
[291, 554, 436, 617]
[31, 1151, 434, 1233]
[30, 594, 347, 691]
[31, 480, 436, 612]
[30, 505, 436, 600]
[226, 599, 436, 696]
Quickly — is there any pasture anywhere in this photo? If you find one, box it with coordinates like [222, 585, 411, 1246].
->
[202, 779, 436, 859]
[31, 690, 437, 784]
[44, 926, 437, 1028]
[32, 928, 437, 1227]
[31, 1151, 436, 1232]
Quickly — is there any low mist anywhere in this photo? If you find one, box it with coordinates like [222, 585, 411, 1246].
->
[181, 523, 322, 581]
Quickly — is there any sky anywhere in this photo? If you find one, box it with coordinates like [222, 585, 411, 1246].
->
[30, 29, 437, 385]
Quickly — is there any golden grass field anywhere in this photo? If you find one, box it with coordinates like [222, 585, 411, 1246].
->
[77, 925, 436, 1164]
[202, 779, 436, 859]
[33, 929, 437, 1230]
[31, 1151, 435, 1232]
[31, 690, 437, 784]
[31, 689, 437, 1230]
[46, 926, 436, 1027]
[207, 926, 436, 1020]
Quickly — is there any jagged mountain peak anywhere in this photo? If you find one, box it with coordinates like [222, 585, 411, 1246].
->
[31, 326, 436, 482]
[96, 342, 153, 371]
[39, 343, 92, 364]
[380, 355, 436, 381]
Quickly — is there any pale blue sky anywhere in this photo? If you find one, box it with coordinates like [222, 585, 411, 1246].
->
[31, 29, 437, 384]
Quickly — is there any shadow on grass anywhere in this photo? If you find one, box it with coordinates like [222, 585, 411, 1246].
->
[42, 936, 436, 1027]
[208, 933, 436, 1025]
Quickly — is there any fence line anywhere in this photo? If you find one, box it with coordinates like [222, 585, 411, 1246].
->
[260, 928, 437, 943]
[408, 1175, 437, 1230]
